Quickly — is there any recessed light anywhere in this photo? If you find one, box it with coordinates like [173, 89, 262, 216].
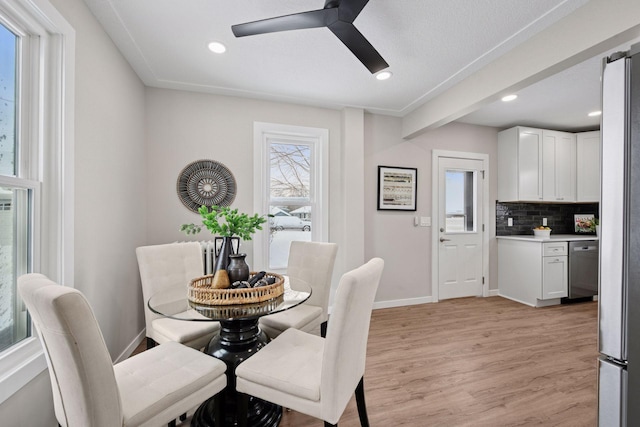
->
[501, 94, 518, 102]
[207, 41, 226, 54]
[376, 71, 392, 81]
[588, 110, 602, 117]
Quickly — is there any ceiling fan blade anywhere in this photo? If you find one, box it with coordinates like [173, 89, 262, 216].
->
[328, 21, 388, 73]
[232, 9, 338, 37]
[336, 0, 370, 23]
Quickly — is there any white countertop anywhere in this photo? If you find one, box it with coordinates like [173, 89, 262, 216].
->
[496, 234, 598, 242]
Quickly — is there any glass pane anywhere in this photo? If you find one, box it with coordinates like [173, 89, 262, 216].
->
[445, 170, 476, 232]
[269, 143, 311, 198]
[268, 205, 312, 269]
[0, 187, 31, 353]
[0, 24, 17, 176]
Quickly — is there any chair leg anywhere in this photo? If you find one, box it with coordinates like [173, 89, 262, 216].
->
[355, 376, 370, 427]
[146, 337, 157, 349]
[321, 320, 328, 338]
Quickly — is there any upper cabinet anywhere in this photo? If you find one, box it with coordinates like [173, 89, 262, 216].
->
[498, 127, 543, 202]
[542, 130, 576, 202]
[498, 126, 598, 203]
[576, 131, 601, 202]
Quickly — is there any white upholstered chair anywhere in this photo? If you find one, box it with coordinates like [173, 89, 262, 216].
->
[236, 258, 384, 427]
[136, 242, 219, 349]
[259, 241, 338, 338]
[17, 273, 227, 427]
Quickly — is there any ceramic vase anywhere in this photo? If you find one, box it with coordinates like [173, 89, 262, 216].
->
[227, 253, 250, 283]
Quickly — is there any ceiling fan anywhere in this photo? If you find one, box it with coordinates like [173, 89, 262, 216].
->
[231, 0, 389, 74]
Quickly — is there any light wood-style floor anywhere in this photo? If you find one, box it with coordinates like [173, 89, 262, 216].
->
[135, 296, 599, 426]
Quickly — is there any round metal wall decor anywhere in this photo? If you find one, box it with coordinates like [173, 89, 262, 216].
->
[177, 159, 237, 212]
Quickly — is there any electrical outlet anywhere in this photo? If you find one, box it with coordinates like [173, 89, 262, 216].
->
[508, 218, 513, 227]
[542, 218, 548, 226]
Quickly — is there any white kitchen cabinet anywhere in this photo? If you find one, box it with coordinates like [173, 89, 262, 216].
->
[542, 130, 576, 202]
[576, 131, 601, 202]
[498, 126, 543, 201]
[498, 126, 583, 203]
[498, 238, 570, 307]
[542, 254, 568, 299]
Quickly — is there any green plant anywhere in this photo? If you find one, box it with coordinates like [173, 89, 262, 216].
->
[180, 205, 268, 240]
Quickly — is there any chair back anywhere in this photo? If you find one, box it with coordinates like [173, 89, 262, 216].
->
[287, 241, 338, 322]
[17, 274, 122, 427]
[136, 242, 204, 329]
[320, 258, 384, 422]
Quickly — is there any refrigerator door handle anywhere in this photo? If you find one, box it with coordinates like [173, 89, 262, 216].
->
[599, 56, 628, 361]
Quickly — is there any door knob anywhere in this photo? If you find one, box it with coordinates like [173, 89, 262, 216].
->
[440, 237, 451, 242]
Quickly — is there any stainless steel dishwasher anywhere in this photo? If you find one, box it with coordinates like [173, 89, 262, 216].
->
[566, 240, 599, 300]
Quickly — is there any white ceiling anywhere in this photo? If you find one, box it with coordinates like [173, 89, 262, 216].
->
[83, 0, 628, 131]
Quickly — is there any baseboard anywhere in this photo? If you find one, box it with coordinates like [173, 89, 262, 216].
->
[373, 296, 435, 310]
[115, 328, 146, 363]
[488, 289, 499, 297]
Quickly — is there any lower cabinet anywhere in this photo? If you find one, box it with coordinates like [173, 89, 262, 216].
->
[542, 255, 568, 299]
[498, 239, 568, 307]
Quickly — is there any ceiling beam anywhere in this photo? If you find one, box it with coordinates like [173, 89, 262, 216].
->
[402, 0, 640, 139]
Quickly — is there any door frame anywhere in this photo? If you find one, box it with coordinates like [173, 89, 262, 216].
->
[431, 150, 490, 302]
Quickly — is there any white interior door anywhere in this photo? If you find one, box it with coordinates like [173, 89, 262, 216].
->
[437, 157, 484, 300]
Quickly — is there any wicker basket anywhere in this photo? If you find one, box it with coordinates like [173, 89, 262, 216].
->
[188, 272, 284, 306]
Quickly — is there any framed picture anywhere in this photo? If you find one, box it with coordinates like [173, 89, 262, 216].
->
[377, 166, 417, 211]
[574, 214, 596, 233]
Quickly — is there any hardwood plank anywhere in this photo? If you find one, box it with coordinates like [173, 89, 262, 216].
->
[280, 296, 598, 426]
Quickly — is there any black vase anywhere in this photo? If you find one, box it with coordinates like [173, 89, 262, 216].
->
[213, 236, 236, 273]
[227, 253, 250, 283]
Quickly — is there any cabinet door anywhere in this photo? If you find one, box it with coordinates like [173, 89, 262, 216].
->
[543, 130, 576, 202]
[577, 131, 601, 202]
[517, 128, 543, 201]
[542, 256, 568, 299]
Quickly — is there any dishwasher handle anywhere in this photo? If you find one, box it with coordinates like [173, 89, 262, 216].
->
[572, 245, 598, 252]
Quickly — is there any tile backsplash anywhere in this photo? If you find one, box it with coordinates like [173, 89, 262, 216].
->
[496, 202, 599, 236]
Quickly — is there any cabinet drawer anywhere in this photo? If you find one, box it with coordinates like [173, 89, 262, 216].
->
[543, 242, 567, 256]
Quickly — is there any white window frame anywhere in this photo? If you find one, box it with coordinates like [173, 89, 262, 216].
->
[0, 0, 74, 404]
[253, 122, 329, 272]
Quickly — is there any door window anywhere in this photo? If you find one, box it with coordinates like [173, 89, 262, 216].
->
[445, 170, 477, 233]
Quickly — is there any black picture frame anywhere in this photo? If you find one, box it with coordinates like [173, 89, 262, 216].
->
[377, 166, 417, 211]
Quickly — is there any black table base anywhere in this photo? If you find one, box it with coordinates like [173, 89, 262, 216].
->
[191, 319, 282, 427]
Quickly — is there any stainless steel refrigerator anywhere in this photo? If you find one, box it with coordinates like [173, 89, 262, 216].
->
[599, 43, 640, 426]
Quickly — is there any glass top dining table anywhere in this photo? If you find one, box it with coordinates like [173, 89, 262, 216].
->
[147, 277, 311, 427]
[147, 277, 311, 322]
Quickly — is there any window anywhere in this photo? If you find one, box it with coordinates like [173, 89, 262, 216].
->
[253, 123, 328, 271]
[0, 0, 74, 404]
[0, 15, 35, 355]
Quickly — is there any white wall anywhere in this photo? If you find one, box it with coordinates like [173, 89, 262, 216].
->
[144, 87, 348, 279]
[0, 0, 147, 422]
[53, 0, 147, 360]
[364, 115, 499, 304]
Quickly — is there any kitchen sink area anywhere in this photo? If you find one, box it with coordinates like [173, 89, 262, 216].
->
[495, 201, 599, 308]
